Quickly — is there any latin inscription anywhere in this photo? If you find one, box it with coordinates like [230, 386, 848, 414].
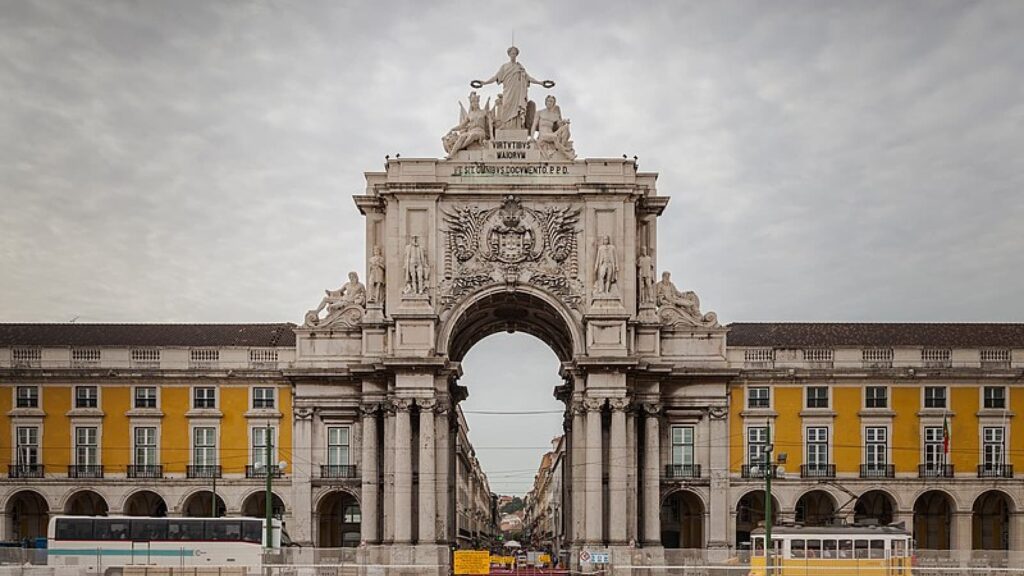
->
[452, 164, 571, 177]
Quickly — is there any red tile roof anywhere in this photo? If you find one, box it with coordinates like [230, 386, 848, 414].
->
[0, 323, 296, 347]
[726, 323, 1024, 348]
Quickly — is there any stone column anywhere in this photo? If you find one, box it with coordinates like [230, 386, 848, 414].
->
[584, 397, 605, 544]
[360, 403, 380, 544]
[392, 398, 413, 544]
[418, 398, 437, 544]
[382, 404, 395, 543]
[608, 397, 629, 545]
[435, 400, 452, 543]
[952, 511, 972, 564]
[1011, 512, 1024, 554]
[291, 408, 314, 544]
[707, 407, 730, 552]
[571, 401, 586, 545]
[643, 402, 661, 546]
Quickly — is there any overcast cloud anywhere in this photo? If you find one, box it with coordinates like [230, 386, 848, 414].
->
[2, 0, 1023, 493]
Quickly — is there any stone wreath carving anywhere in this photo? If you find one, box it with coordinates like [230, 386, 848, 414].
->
[439, 195, 583, 310]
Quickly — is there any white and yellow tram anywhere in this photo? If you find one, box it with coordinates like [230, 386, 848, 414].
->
[748, 524, 914, 576]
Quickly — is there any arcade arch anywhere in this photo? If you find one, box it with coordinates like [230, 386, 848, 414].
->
[794, 490, 837, 527]
[182, 491, 226, 518]
[661, 490, 704, 549]
[317, 491, 361, 547]
[973, 490, 1013, 551]
[5, 490, 49, 541]
[65, 490, 108, 516]
[242, 491, 286, 519]
[123, 491, 167, 517]
[736, 491, 780, 546]
[854, 490, 896, 526]
[914, 490, 955, 550]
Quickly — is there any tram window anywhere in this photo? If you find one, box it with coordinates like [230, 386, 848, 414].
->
[754, 537, 764, 555]
[167, 520, 205, 541]
[839, 540, 853, 559]
[893, 540, 905, 557]
[806, 539, 821, 558]
[823, 540, 837, 559]
[241, 520, 263, 544]
[131, 520, 168, 541]
[870, 540, 885, 559]
[855, 540, 869, 559]
[56, 518, 94, 540]
[790, 539, 805, 558]
[206, 520, 242, 541]
[95, 519, 131, 541]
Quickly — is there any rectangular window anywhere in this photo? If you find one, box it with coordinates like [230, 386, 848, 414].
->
[747, 387, 770, 409]
[16, 427, 39, 465]
[983, 386, 1006, 409]
[923, 426, 945, 467]
[865, 427, 887, 468]
[806, 427, 829, 466]
[16, 386, 39, 408]
[983, 427, 1005, 469]
[134, 427, 157, 466]
[671, 426, 695, 466]
[747, 427, 769, 467]
[924, 387, 946, 409]
[134, 387, 157, 409]
[75, 386, 98, 409]
[75, 427, 98, 466]
[806, 386, 829, 409]
[193, 387, 216, 409]
[327, 426, 351, 466]
[252, 387, 275, 409]
[193, 427, 217, 466]
[252, 427, 276, 468]
[864, 386, 887, 409]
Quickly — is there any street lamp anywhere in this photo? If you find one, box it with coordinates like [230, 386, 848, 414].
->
[751, 428, 786, 575]
[255, 423, 286, 550]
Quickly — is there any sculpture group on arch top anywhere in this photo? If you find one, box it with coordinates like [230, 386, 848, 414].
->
[301, 46, 717, 331]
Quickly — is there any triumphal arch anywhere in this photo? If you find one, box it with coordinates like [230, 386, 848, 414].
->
[289, 47, 730, 569]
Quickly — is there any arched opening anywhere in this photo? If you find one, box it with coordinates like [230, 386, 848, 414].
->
[914, 490, 954, 550]
[795, 490, 837, 527]
[736, 491, 779, 547]
[242, 492, 286, 519]
[661, 490, 704, 549]
[124, 491, 167, 517]
[973, 491, 1012, 551]
[854, 490, 895, 525]
[65, 490, 108, 516]
[317, 491, 361, 547]
[182, 491, 226, 518]
[5, 491, 49, 542]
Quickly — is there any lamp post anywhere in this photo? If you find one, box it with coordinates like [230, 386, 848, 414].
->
[759, 425, 787, 576]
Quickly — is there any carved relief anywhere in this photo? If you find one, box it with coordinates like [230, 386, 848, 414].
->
[303, 272, 366, 329]
[655, 271, 719, 327]
[439, 195, 583, 311]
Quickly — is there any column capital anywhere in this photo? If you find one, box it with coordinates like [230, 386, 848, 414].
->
[389, 397, 413, 412]
[418, 397, 438, 412]
[359, 402, 382, 416]
[583, 397, 606, 412]
[295, 407, 315, 420]
[609, 397, 631, 412]
[642, 402, 662, 416]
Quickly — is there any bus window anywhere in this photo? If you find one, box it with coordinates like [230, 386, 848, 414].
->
[168, 520, 204, 541]
[823, 540, 837, 559]
[56, 518, 94, 540]
[241, 520, 262, 544]
[854, 540, 869, 559]
[131, 519, 168, 541]
[870, 540, 885, 559]
[95, 519, 131, 541]
[806, 539, 821, 558]
[839, 539, 853, 559]
[754, 537, 764, 555]
[790, 539, 805, 559]
[206, 520, 242, 541]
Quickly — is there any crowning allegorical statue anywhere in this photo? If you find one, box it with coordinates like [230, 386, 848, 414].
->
[531, 95, 576, 160]
[303, 271, 366, 328]
[656, 271, 719, 327]
[472, 46, 555, 130]
[442, 91, 491, 158]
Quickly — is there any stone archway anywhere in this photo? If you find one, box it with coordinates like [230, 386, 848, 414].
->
[914, 490, 955, 550]
[182, 491, 226, 518]
[124, 490, 167, 517]
[973, 490, 1013, 551]
[795, 490, 837, 527]
[854, 490, 895, 525]
[317, 491, 361, 547]
[242, 491, 286, 519]
[736, 491, 779, 547]
[661, 490, 704, 549]
[5, 490, 49, 542]
[65, 490, 108, 516]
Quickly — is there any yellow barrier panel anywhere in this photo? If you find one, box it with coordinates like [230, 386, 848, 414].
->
[454, 550, 491, 575]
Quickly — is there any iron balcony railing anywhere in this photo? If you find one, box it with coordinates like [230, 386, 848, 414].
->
[978, 464, 1013, 478]
[800, 464, 836, 479]
[320, 465, 358, 479]
[664, 464, 702, 479]
[127, 465, 163, 479]
[187, 465, 222, 479]
[740, 464, 766, 479]
[919, 464, 954, 478]
[246, 465, 284, 479]
[8, 464, 44, 479]
[859, 464, 895, 479]
[68, 465, 104, 479]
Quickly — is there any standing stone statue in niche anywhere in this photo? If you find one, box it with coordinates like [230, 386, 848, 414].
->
[531, 95, 576, 160]
[303, 271, 366, 328]
[472, 46, 555, 131]
[637, 247, 655, 305]
[443, 91, 492, 158]
[368, 246, 386, 304]
[656, 271, 719, 327]
[593, 236, 618, 295]
[404, 236, 430, 296]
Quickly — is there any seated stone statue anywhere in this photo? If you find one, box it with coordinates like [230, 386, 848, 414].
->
[655, 271, 718, 327]
[304, 272, 366, 328]
[531, 95, 576, 160]
[443, 91, 491, 158]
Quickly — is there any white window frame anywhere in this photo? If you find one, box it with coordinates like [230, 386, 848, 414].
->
[746, 426, 770, 468]
[805, 386, 830, 409]
[74, 426, 99, 466]
[15, 386, 40, 409]
[251, 426, 277, 469]
[192, 426, 218, 466]
[864, 386, 888, 409]
[192, 387, 217, 410]
[747, 387, 771, 409]
[671, 425, 695, 467]
[74, 386, 99, 409]
[923, 426, 945, 468]
[982, 386, 1007, 410]
[805, 426, 829, 467]
[15, 426, 40, 466]
[133, 386, 159, 410]
[133, 426, 159, 466]
[864, 426, 888, 469]
[982, 426, 1005, 469]
[252, 387, 276, 410]
[923, 386, 947, 409]
[327, 426, 351, 467]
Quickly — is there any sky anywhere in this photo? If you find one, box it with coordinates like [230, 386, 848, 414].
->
[2, 0, 1023, 494]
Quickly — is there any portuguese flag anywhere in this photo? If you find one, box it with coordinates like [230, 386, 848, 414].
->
[942, 413, 950, 458]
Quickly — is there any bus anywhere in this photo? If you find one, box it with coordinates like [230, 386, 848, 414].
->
[47, 516, 283, 575]
[748, 523, 913, 576]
